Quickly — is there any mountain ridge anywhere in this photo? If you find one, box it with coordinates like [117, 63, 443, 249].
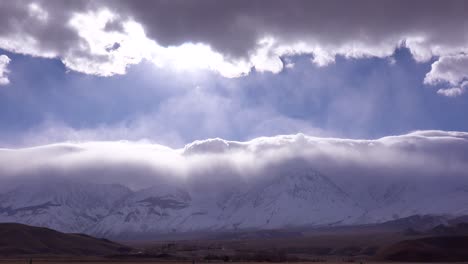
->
[1, 167, 467, 238]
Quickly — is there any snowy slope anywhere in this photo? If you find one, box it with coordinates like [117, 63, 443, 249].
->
[0, 180, 131, 232]
[357, 180, 468, 223]
[90, 182, 220, 236]
[90, 168, 364, 237]
[1, 169, 468, 237]
[217, 168, 363, 229]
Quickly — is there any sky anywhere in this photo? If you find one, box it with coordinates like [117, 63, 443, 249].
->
[1, 2, 468, 236]
[0, 0, 467, 148]
[0, 0, 466, 192]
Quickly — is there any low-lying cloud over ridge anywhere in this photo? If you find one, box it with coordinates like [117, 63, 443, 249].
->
[1, 130, 467, 191]
[0, 0, 467, 95]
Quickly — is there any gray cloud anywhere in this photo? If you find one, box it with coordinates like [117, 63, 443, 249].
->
[0, 1, 467, 92]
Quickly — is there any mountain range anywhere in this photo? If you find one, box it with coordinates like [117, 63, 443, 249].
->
[1, 167, 468, 239]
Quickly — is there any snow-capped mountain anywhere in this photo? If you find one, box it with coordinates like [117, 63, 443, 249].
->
[1, 168, 468, 238]
[0, 180, 131, 232]
[90, 168, 365, 237]
[356, 180, 468, 223]
[217, 169, 364, 229]
[90, 183, 214, 237]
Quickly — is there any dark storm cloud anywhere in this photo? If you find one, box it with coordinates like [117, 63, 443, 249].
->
[0, 0, 90, 55]
[3, 0, 467, 58]
[111, 0, 468, 58]
[109, 1, 259, 59]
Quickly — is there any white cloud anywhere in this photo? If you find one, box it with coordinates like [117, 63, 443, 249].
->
[62, 8, 253, 78]
[0, 55, 11, 85]
[437, 86, 465, 97]
[425, 54, 468, 85]
[425, 54, 468, 96]
[64, 9, 149, 76]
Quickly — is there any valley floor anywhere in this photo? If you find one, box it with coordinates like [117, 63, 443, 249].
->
[2, 261, 468, 264]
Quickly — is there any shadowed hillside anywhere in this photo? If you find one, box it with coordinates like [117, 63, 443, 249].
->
[376, 236, 468, 262]
[0, 223, 132, 256]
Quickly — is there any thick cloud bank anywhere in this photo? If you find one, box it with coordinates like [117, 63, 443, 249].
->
[1, 130, 467, 190]
[0, 1, 467, 95]
[1, 130, 468, 234]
